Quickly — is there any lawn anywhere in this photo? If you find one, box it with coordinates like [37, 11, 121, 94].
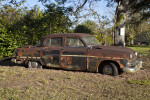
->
[127, 46, 150, 54]
[0, 58, 150, 100]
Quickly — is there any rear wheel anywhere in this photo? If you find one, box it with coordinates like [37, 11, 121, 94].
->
[100, 62, 118, 76]
[28, 61, 42, 69]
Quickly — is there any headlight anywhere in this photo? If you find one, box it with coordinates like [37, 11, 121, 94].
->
[134, 52, 137, 56]
[130, 54, 132, 59]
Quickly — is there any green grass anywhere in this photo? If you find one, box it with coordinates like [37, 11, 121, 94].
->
[128, 78, 150, 85]
[127, 46, 150, 54]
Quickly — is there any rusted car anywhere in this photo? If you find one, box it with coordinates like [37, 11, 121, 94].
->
[11, 33, 142, 76]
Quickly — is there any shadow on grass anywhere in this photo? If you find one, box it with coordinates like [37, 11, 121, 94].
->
[0, 59, 97, 75]
[0, 59, 23, 67]
[0, 59, 123, 75]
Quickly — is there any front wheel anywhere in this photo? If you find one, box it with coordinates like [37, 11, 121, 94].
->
[28, 61, 42, 69]
[100, 62, 118, 76]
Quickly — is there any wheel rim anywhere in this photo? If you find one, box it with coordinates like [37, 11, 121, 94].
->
[28, 61, 38, 68]
[103, 65, 113, 75]
[31, 62, 38, 68]
[28, 61, 42, 69]
[28, 61, 32, 68]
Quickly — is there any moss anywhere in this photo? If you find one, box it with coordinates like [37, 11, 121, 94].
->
[118, 13, 124, 23]
[114, 13, 124, 27]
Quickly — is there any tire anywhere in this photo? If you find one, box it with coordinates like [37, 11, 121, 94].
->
[27, 61, 42, 69]
[100, 62, 118, 76]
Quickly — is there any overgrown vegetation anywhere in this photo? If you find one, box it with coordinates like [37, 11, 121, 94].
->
[0, 1, 72, 58]
[0, 0, 150, 58]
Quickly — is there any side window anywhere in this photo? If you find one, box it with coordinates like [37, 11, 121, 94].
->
[44, 38, 62, 47]
[35, 40, 41, 47]
[45, 39, 50, 47]
[65, 38, 84, 47]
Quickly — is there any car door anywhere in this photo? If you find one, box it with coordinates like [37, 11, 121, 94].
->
[42, 37, 62, 68]
[18, 40, 42, 59]
[61, 37, 88, 71]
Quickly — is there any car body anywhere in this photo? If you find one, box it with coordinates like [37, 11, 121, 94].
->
[11, 33, 142, 76]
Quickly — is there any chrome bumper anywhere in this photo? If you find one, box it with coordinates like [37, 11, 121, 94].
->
[123, 60, 142, 73]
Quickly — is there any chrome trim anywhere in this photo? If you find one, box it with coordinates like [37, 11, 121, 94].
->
[123, 60, 142, 73]
[20, 56, 27, 59]
[134, 52, 137, 56]
[20, 56, 41, 59]
[129, 54, 132, 59]
[61, 55, 124, 59]
[61, 55, 86, 57]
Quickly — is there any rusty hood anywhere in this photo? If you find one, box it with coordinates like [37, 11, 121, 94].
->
[97, 45, 135, 53]
[89, 45, 136, 59]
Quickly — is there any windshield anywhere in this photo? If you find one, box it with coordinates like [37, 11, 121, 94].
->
[82, 36, 101, 46]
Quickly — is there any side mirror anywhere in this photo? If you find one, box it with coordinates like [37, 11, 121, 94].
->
[88, 46, 93, 49]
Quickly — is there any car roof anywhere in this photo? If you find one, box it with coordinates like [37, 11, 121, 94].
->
[42, 33, 92, 40]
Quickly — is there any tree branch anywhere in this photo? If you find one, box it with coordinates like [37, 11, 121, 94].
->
[75, 0, 87, 13]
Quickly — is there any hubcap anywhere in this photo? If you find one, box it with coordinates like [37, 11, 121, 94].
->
[28, 61, 38, 68]
[103, 65, 113, 75]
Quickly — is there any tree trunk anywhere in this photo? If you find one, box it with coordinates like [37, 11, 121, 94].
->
[114, 0, 130, 47]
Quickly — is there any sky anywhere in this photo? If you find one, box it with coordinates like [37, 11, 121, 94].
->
[1, 0, 117, 27]
[24, 0, 44, 10]
[24, 0, 116, 20]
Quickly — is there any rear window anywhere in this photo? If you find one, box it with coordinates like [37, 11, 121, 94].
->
[44, 38, 62, 47]
[65, 37, 84, 47]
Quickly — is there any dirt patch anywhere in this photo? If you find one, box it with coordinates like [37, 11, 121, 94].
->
[0, 57, 149, 100]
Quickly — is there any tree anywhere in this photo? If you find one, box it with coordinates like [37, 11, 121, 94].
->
[74, 20, 113, 45]
[125, 19, 150, 46]
[126, 24, 136, 45]
[107, 0, 150, 46]
[74, 20, 98, 35]
[74, 25, 92, 34]
[39, 0, 150, 46]
[131, 0, 150, 21]
[0, 17, 18, 58]
[0, 0, 26, 58]
[0, 0, 72, 58]
[135, 21, 150, 45]
[43, 3, 72, 35]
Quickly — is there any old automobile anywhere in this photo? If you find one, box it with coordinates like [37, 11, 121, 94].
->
[11, 33, 142, 76]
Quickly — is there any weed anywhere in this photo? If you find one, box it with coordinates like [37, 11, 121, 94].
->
[24, 86, 34, 95]
[40, 79, 48, 84]
[21, 72, 25, 77]
[0, 73, 6, 77]
[8, 70, 17, 76]
[25, 86, 33, 91]
[0, 69, 8, 77]
[66, 75, 74, 80]
[0, 78, 4, 82]
[0, 88, 21, 100]
[0, 69, 7, 73]
[128, 78, 150, 85]
[50, 78, 57, 81]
